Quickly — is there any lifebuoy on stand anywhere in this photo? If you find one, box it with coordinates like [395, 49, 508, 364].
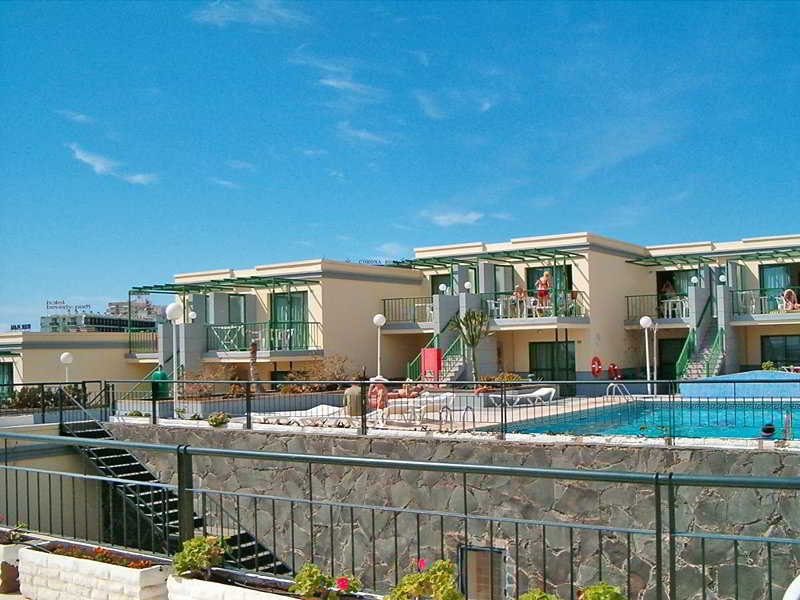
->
[608, 363, 622, 380]
[591, 356, 602, 377]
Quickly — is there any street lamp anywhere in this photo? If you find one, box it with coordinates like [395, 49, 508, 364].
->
[438, 283, 447, 295]
[165, 301, 183, 402]
[690, 275, 699, 286]
[464, 281, 472, 292]
[719, 274, 727, 284]
[60, 352, 74, 382]
[639, 316, 653, 395]
[372, 313, 386, 377]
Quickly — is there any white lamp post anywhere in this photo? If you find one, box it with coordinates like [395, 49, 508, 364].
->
[464, 281, 472, 293]
[639, 316, 653, 395]
[165, 301, 183, 402]
[372, 313, 387, 377]
[59, 352, 74, 382]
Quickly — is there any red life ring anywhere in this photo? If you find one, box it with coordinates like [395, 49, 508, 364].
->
[608, 363, 622, 380]
[591, 356, 602, 377]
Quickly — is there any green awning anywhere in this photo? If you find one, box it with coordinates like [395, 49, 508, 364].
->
[628, 245, 800, 267]
[131, 275, 319, 295]
[394, 248, 582, 270]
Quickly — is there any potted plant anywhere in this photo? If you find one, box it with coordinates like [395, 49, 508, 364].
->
[387, 559, 462, 600]
[0, 522, 31, 593]
[168, 536, 360, 600]
[520, 592, 559, 600]
[577, 583, 625, 600]
[19, 541, 169, 600]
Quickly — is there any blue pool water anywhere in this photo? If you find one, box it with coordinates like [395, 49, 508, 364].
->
[504, 399, 800, 439]
[679, 370, 800, 398]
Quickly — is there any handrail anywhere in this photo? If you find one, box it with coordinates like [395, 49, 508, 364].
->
[606, 382, 634, 402]
[116, 357, 173, 406]
[675, 329, 696, 380]
[704, 328, 725, 377]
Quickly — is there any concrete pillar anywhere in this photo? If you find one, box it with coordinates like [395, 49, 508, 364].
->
[178, 322, 205, 375]
[688, 275, 711, 330]
[245, 293, 257, 323]
[433, 294, 460, 351]
[451, 265, 469, 294]
[459, 293, 497, 379]
[157, 322, 173, 370]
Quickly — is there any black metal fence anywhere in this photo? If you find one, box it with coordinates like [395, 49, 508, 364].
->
[1, 430, 799, 599]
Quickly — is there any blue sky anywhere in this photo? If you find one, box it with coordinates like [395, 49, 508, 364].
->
[1, 1, 800, 329]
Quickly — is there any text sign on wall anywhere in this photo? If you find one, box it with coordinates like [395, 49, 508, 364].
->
[10, 324, 31, 330]
[46, 300, 92, 312]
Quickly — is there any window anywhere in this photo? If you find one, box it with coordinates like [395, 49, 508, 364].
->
[494, 265, 513, 293]
[762, 335, 800, 367]
[0, 363, 12, 398]
[459, 546, 505, 600]
[525, 266, 573, 294]
[228, 294, 246, 324]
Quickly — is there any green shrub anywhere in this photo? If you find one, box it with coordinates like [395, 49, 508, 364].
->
[207, 412, 230, 427]
[172, 535, 226, 580]
[762, 361, 777, 370]
[520, 591, 560, 600]
[289, 563, 361, 599]
[386, 559, 462, 600]
[480, 372, 524, 382]
[579, 582, 625, 600]
[126, 410, 143, 417]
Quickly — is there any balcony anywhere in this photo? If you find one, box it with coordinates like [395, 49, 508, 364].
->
[206, 321, 322, 353]
[480, 290, 589, 320]
[626, 293, 689, 321]
[127, 328, 158, 354]
[732, 287, 800, 321]
[381, 296, 434, 324]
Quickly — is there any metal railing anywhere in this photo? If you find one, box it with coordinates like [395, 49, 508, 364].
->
[382, 296, 434, 323]
[128, 328, 158, 354]
[674, 330, 696, 380]
[705, 328, 725, 377]
[206, 321, 322, 352]
[732, 286, 800, 316]
[626, 294, 689, 321]
[481, 290, 588, 319]
[3, 428, 800, 599]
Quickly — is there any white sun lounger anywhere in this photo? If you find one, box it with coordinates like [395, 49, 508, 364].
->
[487, 387, 557, 407]
[253, 404, 371, 427]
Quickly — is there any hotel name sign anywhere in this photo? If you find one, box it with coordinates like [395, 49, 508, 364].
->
[46, 300, 92, 312]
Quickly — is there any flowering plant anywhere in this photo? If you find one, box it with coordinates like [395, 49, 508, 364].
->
[290, 563, 360, 598]
[387, 559, 462, 600]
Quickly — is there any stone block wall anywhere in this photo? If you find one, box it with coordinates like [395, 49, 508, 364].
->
[107, 424, 800, 600]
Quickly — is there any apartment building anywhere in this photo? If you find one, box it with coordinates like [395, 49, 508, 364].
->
[121, 232, 800, 388]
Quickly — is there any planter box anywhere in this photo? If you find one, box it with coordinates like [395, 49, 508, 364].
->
[168, 574, 287, 600]
[116, 398, 175, 419]
[19, 545, 170, 600]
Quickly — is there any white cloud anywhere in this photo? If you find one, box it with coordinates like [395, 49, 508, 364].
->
[66, 143, 159, 185]
[67, 143, 118, 174]
[289, 49, 355, 75]
[409, 50, 430, 67]
[377, 242, 408, 257]
[490, 212, 513, 221]
[192, 0, 309, 26]
[413, 90, 445, 119]
[336, 121, 389, 144]
[208, 177, 239, 188]
[319, 78, 383, 97]
[327, 168, 345, 181]
[56, 109, 93, 123]
[420, 210, 484, 227]
[121, 173, 159, 185]
[227, 159, 255, 170]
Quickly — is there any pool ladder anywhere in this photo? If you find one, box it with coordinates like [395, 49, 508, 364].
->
[606, 382, 635, 403]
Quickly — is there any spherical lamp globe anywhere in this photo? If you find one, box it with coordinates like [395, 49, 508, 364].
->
[639, 316, 653, 329]
[165, 302, 183, 321]
[372, 314, 387, 328]
[60, 352, 74, 365]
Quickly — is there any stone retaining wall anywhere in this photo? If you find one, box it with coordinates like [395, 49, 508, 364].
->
[107, 424, 800, 600]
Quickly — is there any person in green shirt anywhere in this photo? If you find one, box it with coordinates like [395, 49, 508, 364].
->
[343, 376, 366, 416]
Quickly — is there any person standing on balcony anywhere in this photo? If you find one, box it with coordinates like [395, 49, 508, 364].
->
[536, 271, 551, 309]
[512, 284, 527, 317]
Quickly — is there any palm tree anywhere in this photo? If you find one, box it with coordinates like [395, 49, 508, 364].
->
[448, 309, 490, 382]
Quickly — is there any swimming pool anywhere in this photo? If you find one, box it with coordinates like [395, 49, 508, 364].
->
[502, 399, 800, 439]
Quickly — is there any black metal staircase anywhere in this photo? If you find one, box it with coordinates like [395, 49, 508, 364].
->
[60, 418, 290, 575]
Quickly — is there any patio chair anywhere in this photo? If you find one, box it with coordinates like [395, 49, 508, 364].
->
[487, 387, 557, 407]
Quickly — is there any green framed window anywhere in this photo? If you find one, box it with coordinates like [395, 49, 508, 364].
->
[0, 363, 12, 398]
[529, 341, 575, 395]
[525, 266, 573, 293]
[228, 294, 246, 324]
[271, 291, 309, 349]
[494, 265, 513, 293]
[761, 335, 800, 367]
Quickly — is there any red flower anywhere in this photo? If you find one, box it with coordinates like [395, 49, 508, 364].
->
[336, 577, 349, 590]
[418, 558, 426, 570]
